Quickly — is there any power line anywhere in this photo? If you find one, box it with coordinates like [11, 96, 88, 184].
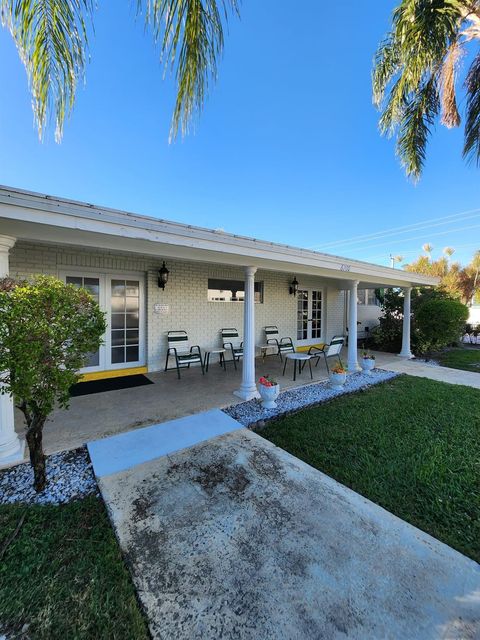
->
[310, 207, 480, 251]
[344, 223, 480, 254]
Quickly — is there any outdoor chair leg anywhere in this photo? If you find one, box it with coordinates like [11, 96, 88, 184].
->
[175, 358, 181, 380]
[282, 357, 288, 376]
[308, 359, 313, 380]
[324, 352, 329, 373]
[205, 352, 210, 372]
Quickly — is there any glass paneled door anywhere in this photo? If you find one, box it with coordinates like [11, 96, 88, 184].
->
[296, 289, 323, 346]
[63, 272, 145, 374]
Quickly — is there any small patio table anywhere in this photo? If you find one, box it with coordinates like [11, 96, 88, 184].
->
[257, 344, 277, 361]
[204, 348, 227, 372]
[283, 353, 313, 382]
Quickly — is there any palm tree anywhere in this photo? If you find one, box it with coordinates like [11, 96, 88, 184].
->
[0, 0, 238, 142]
[422, 243, 434, 259]
[373, 0, 480, 179]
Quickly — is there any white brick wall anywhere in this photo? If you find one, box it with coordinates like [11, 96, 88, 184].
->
[9, 241, 347, 372]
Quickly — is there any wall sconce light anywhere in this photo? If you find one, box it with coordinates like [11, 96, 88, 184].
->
[289, 276, 299, 296]
[158, 261, 170, 289]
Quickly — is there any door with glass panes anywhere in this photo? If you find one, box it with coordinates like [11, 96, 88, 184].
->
[63, 272, 145, 374]
[296, 288, 323, 346]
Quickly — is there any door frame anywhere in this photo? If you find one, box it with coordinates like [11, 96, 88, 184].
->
[59, 268, 146, 374]
[295, 286, 326, 347]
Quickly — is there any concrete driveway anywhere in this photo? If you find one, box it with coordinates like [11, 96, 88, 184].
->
[97, 428, 480, 640]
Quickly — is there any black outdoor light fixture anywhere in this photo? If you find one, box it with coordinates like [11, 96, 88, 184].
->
[158, 261, 170, 289]
[289, 276, 299, 296]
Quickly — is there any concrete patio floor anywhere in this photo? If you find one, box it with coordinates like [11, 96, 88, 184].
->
[12, 348, 480, 457]
[98, 427, 480, 640]
[13, 353, 332, 455]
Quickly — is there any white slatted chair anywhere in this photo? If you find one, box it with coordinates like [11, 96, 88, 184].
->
[309, 336, 345, 372]
[221, 328, 243, 370]
[264, 326, 295, 362]
[164, 331, 204, 379]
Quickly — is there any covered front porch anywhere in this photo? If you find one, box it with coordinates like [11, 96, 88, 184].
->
[0, 186, 437, 465]
[13, 349, 419, 456]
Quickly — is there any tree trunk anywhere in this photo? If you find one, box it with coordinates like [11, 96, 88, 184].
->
[25, 417, 47, 493]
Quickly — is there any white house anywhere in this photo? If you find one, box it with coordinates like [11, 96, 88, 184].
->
[0, 185, 437, 463]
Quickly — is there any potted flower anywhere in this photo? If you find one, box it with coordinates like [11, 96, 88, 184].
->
[361, 351, 376, 375]
[330, 360, 347, 388]
[257, 375, 280, 409]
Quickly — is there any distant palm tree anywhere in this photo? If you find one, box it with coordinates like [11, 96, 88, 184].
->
[0, 0, 238, 141]
[390, 254, 404, 268]
[373, 0, 480, 179]
[443, 246, 456, 260]
[422, 243, 434, 259]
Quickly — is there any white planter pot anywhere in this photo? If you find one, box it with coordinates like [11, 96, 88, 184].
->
[330, 371, 347, 388]
[361, 358, 375, 375]
[257, 383, 280, 409]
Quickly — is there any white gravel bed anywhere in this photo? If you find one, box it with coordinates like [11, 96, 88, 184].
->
[413, 358, 441, 367]
[223, 369, 400, 428]
[0, 447, 99, 506]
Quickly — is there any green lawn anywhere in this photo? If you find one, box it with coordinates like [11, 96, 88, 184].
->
[0, 496, 149, 639]
[258, 375, 480, 562]
[433, 347, 480, 373]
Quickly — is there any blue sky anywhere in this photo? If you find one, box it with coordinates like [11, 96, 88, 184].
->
[0, 1, 479, 267]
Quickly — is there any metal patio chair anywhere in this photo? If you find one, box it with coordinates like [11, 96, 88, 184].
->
[221, 328, 243, 370]
[164, 330, 204, 379]
[264, 326, 295, 362]
[308, 336, 345, 372]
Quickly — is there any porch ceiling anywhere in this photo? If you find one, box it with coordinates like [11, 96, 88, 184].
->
[0, 185, 438, 289]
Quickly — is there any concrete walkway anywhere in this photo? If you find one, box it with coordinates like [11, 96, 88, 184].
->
[372, 351, 480, 389]
[97, 428, 480, 640]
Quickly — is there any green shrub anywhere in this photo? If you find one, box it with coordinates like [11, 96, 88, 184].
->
[371, 288, 468, 355]
[415, 298, 468, 353]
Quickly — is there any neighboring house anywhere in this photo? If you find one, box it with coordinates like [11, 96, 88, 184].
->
[0, 186, 437, 463]
[468, 303, 480, 326]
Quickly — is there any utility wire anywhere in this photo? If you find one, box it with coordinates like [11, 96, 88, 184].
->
[310, 207, 480, 251]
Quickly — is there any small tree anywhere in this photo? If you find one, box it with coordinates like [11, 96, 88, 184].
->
[0, 276, 106, 492]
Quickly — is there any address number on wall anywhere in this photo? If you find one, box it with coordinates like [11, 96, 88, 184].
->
[339, 264, 351, 272]
[153, 303, 170, 315]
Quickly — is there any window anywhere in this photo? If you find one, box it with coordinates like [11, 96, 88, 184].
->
[66, 276, 100, 366]
[357, 289, 380, 306]
[111, 279, 140, 364]
[207, 278, 264, 303]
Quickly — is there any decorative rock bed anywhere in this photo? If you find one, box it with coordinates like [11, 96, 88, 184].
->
[224, 369, 400, 428]
[0, 447, 99, 506]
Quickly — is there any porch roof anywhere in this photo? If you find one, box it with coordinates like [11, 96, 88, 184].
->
[0, 185, 438, 289]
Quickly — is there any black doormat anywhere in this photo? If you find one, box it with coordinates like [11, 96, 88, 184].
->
[70, 374, 154, 397]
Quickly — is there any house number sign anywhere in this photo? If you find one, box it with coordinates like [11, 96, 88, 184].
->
[339, 264, 351, 272]
[153, 303, 169, 315]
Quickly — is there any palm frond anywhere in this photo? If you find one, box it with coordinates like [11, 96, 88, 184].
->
[396, 76, 440, 179]
[138, 0, 239, 141]
[373, 0, 466, 177]
[463, 52, 480, 163]
[440, 40, 462, 127]
[1, 0, 93, 141]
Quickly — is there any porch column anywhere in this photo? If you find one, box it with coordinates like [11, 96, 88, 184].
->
[0, 235, 24, 464]
[398, 287, 413, 358]
[347, 280, 360, 372]
[234, 266, 259, 401]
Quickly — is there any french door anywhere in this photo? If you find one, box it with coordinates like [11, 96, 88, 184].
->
[62, 271, 145, 374]
[296, 288, 323, 346]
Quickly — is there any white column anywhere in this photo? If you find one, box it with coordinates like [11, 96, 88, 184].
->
[234, 266, 259, 401]
[398, 286, 413, 358]
[347, 280, 360, 372]
[0, 235, 24, 464]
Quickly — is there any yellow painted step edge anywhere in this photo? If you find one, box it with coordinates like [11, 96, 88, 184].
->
[80, 366, 148, 382]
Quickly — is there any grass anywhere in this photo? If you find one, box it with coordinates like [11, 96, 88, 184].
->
[258, 375, 480, 562]
[0, 496, 149, 639]
[432, 347, 480, 373]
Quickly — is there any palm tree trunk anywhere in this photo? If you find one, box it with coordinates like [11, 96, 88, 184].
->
[25, 417, 47, 493]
